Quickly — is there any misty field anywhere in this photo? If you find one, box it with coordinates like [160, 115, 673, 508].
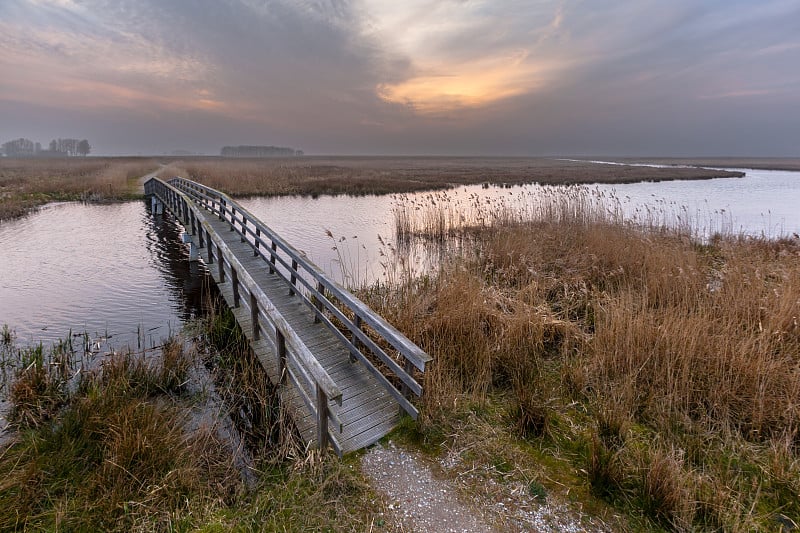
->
[0, 157, 159, 220]
[159, 156, 744, 197]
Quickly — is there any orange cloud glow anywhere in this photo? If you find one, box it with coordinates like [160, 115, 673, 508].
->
[377, 53, 559, 114]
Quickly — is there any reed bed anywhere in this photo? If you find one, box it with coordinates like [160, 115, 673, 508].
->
[362, 190, 800, 530]
[0, 157, 159, 220]
[159, 156, 743, 199]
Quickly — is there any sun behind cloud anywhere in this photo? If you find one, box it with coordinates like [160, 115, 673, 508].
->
[377, 50, 559, 114]
[363, 1, 567, 115]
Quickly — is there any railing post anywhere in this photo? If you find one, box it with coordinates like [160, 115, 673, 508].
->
[270, 242, 277, 274]
[219, 198, 226, 221]
[232, 268, 240, 307]
[250, 291, 260, 341]
[240, 217, 246, 242]
[217, 244, 225, 282]
[207, 231, 214, 264]
[230, 207, 236, 231]
[402, 359, 415, 401]
[352, 315, 362, 362]
[277, 328, 286, 383]
[198, 226, 205, 249]
[190, 210, 196, 235]
[289, 259, 298, 296]
[314, 281, 324, 323]
[254, 227, 261, 256]
[316, 383, 329, 451]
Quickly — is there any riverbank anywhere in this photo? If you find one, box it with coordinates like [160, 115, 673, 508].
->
[158, 156, 743, 197]
[0, 157, 159, 220]
[1, 156, 744, 222]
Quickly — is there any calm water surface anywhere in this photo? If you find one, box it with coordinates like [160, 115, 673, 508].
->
[1, 166, 797, 349]
[0, 201, 208, 347]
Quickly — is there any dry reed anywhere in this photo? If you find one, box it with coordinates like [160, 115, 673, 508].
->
[361, 187, 800, 530]
[0, 157, 159, 220]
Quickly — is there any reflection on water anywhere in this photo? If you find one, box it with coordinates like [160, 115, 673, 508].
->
[1, 166, 798, 350]
[0, 200, 209, 348]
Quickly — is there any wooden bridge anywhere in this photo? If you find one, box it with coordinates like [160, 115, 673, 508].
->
[144, 177, 431, 456]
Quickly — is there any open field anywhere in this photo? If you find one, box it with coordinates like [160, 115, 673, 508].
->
[0, 157, 159, 220]
[1, 156, 747, 221]
[159, 156, 744, 197]
[360, 192, 800, 531]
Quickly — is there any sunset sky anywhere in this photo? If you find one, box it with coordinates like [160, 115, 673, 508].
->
[1, 0, 798, 155]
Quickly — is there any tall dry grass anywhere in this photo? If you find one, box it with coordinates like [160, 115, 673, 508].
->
[362, 190, 800, 530]
[0, 157, 159, 219]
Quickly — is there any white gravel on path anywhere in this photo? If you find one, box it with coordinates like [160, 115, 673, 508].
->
[362, 441, 497, 532]
[361, 440, 610, 532]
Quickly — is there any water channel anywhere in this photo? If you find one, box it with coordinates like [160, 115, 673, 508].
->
[1, 166, 798, 349]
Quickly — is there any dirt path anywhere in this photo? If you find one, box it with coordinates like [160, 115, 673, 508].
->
[361, 440, 610, 532]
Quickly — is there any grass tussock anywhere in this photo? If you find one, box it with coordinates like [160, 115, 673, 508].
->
[361, 191, 800, 530]
[0, 341, 239, 532]
[0, 157, 159, 220]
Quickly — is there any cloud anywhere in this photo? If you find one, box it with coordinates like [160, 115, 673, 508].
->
[1, 0, 799, 155]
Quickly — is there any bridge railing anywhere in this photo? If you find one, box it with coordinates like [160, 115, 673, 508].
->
[145, 178, 345, 453]
[167, 177, 432, 420]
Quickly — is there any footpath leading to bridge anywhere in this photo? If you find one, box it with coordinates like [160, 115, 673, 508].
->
[145, 177, 430, 456]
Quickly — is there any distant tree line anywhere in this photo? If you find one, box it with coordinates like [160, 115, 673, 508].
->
[221, 145, 303, 157]
[1, 137, 91, 157]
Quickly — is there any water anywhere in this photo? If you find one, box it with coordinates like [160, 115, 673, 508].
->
[1, 166, 798, 351]
[593, 167, 800, 238]
[0, 200, 209, 348]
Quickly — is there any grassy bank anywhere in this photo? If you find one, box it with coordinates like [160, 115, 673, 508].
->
[158, 156, 744, 198]
[0, 309, 382, 531]
[0, 157, 159, 220]
[361, 194, 800, 531]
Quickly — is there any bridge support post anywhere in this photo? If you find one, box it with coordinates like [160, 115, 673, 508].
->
[150, 196, 164, 215]
[250, 292, 260, 341]
[316, 384, 329, 452]
[277, 329, 286, 382]
[182, 233, 199, 261]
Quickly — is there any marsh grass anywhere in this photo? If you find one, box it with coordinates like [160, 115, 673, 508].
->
[360, 189, 800, 530]
[0, 339, 240, 531]
[158, 156, 743, 199]
[0, 157, 159, 219]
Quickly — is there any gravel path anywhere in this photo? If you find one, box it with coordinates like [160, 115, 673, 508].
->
[361, 440, 612, 532]
[362, 441, 497, 532]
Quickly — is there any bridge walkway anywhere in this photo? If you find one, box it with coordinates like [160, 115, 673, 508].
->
[145, 177, 431, 456]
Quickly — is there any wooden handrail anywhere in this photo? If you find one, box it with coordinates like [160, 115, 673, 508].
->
[169, 177, 432, 374]
[145, 178, 342, 408]
[148, 175, 432, 426]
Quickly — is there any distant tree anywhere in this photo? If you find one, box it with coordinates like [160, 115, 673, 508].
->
[77, 139, 91, 156]
[220, 145, 300, 157]
[1, 138, 36, 157]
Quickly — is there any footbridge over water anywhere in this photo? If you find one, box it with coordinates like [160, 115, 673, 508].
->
[144, 177, 431, 456]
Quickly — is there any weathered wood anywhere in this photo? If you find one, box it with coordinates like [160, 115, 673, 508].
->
[145, 176, 427, 454]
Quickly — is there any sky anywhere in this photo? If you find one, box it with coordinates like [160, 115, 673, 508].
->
[1, 0, 799, 156]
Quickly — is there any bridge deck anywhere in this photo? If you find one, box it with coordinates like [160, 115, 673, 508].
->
[196, 210, 399, 453]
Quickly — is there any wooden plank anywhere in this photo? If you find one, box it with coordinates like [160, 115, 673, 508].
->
[153, 180, 421, 453]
